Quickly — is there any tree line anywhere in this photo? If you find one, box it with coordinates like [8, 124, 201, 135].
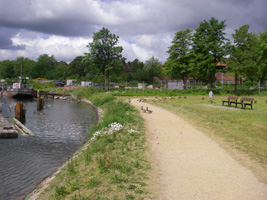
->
[166, 17, 267, 90]
[0, 17, 266, 90]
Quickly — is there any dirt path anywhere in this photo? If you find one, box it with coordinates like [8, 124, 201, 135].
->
[131, 99, 267, 200]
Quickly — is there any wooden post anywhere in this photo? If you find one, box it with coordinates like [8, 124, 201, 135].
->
[37, 97, 44, 110]
[15, 103, 26, 123]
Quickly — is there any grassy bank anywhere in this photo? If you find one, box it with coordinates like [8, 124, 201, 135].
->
[142, 95, 267, 177]
[32, 93, 153, 200]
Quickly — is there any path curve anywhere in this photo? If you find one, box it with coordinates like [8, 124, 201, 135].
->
[131, 99, 267, 200]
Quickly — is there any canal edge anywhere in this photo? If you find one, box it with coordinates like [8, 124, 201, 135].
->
[27, 98, 102, 200]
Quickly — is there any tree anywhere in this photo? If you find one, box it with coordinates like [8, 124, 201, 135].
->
[14, 57, 36, 78]
[166, 29, 194, 89]
[68, 56, 89, 77]
[31, 54, 57, 78]
[1, 61, 14, 79]
[251, 31, 267, 92]
[193, 17, 230, 89]
[228, 25, 252, 91]
[144, 56, 162, 84]
[258, 30, 267, 88]
[47, 63, 68, 80]
[128, 59, 144, 73]
[85, 27, 124, 90]
[229, 26, 267, 92]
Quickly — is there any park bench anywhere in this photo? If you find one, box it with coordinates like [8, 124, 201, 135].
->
[234, 97, 254, 110]
[222, 96, 238, 107]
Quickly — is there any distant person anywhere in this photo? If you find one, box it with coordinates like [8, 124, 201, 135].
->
[209, 90, 214, 104]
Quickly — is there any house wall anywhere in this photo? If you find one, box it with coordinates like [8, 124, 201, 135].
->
[215, 72, 247, 85]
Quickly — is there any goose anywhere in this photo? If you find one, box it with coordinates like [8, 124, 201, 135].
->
[141, 98, 146, 102]
[140, 106, 146, 113]
[145, 107, 153, 113]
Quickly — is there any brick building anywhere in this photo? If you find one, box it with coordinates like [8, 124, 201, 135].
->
[154, 62, 248, 85]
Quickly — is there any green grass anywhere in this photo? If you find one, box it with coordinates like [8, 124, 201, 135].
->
[145, 95, 267, 167]
[37, 94, 153, 200]
[32, 88, 267, 199]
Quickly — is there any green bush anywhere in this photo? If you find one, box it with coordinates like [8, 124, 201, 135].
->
[29, 80, 57, 90]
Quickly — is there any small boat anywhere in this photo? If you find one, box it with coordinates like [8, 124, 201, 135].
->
[2, 77, 34, 98]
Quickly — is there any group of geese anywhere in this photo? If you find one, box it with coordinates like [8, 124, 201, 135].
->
[127, 98, 153, 114]
[140, 106, 153, 114]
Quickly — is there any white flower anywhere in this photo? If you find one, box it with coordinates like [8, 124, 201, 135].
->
[128, 129, 139, 133]
[90, 122, 124, 142]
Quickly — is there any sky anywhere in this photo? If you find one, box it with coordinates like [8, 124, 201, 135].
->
[0, 0, 266, 63]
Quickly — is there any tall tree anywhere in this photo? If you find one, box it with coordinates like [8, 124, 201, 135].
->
[128, 59, 144, 73]
[257, 30, 267, 88]
[14, 57, 36, 78]
[166, 29, 194, 89]
[68, 56, 89, 77]
[193, 17, 230, 89]
[85, 27, 123, 90]
[228, 25, 252, 91]
[144, 56, 162, 84]
[1, 61, 14, 79]
[31, 54, 57, 78]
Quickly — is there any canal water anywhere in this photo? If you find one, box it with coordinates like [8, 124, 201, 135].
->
[0, 97, 98, 200]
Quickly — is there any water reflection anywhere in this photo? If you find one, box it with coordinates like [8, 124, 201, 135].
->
[0, 98, 97, 200]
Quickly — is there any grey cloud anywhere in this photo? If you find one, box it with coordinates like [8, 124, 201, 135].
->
[1, 0, 266, 37]
[0, 27, 26, 50]
[0, 0, 266, 62]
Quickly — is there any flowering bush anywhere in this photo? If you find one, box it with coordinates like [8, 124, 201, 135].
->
[90, 122, 138, 142]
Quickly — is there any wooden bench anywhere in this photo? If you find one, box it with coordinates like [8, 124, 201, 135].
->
[222, 96, 238, 106]
[235, 97, 254, 109]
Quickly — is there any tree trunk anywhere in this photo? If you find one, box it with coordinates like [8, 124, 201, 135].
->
[258, 79, 261, 93]
[183, 75, 187, 90]
[209, 79, 214, 90]
[234, 72, 238, 92]
[108, 71, 110, 91]
[104, 72, 107, 91]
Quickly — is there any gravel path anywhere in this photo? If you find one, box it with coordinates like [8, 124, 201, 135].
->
[131, 99, 267, 200]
